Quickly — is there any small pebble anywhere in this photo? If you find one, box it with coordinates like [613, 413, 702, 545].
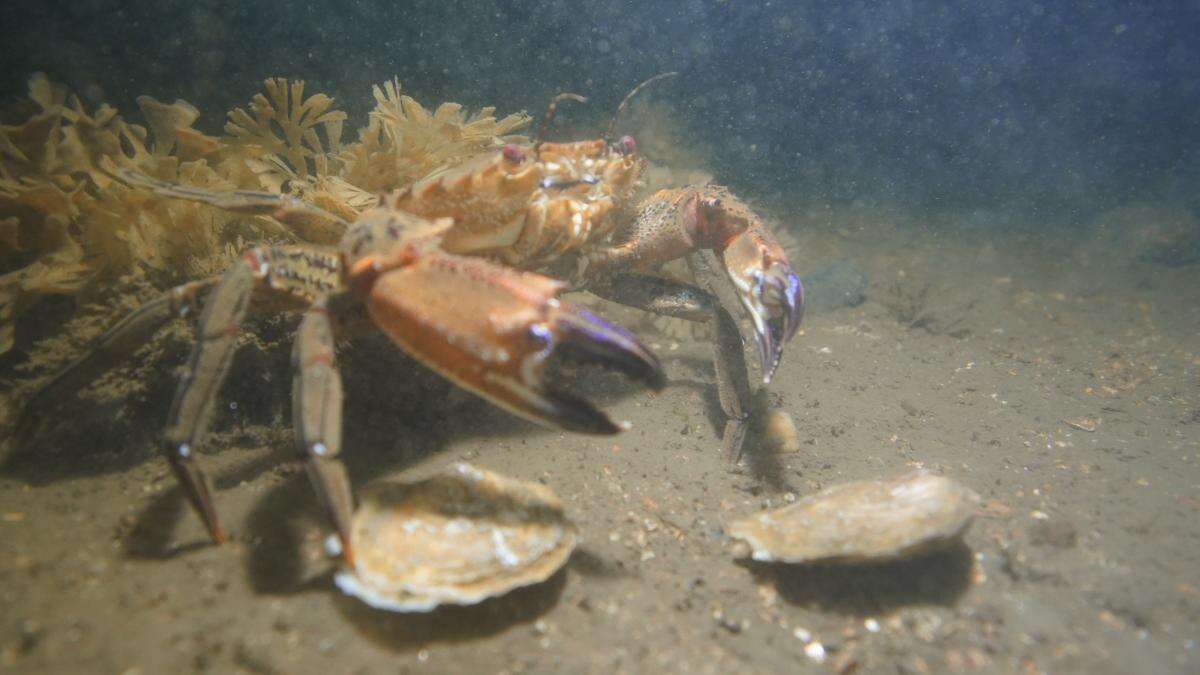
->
[764, 410, 800, 453]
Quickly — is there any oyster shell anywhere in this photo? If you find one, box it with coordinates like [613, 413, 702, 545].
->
[335, 463, 578, 612]
[729, 471, 979, 564]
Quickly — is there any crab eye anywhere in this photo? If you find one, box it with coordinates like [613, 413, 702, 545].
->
[502, 144, 526, 164]
[617, 135, 637, 156]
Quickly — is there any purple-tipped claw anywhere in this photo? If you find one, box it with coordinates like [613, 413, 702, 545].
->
[732, 262, 803, 384]
[724, 249, 804, 385]
[556, 307, 666, 392]
[773, 267, 804, 343]
[364, 251, 662, 438]
[528, 305, 664, 435]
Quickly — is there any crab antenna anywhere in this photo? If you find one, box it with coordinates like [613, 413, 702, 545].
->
[605, 71, 680, 143]
[534, 92, 588, 150]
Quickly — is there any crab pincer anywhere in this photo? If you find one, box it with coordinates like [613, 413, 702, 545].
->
[680, 189, 803, 384]
[719, 219, 804, 384]
[345, 239, 663, 434]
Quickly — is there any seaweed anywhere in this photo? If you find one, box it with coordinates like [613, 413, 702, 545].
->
[225, 78, 346, 190]
[339, 78, 530, 195]
[0, 73, 531, 357]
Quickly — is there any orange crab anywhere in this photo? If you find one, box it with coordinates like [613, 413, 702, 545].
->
[19, 75, 803, 562]
[20, 189, 664, 563]
[387, 73, 803, 386]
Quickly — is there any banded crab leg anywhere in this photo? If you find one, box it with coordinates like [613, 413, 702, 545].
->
[688, 252, 755, 461]
[161, 244, 348, 549]
[109, 167, 350, 245]
[291, 298, 355, 564]
[161, 252, 260, 544]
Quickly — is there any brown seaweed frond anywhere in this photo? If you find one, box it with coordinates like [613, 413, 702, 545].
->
[76, 159, 244, 278]
[1, 79, 93, 354]
[1, 73, 532, 355]
[338, 77, 532, 193]
[58, 102, 137, 188]
[136, 95, 201, 158]
[0, 110, 63, 177]
[0, 74, 272, 353]
[0, 178, 91, 352]
[224, 78, 347, 183]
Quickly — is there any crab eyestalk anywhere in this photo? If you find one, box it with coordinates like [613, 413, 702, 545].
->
[719, 222, 804, 384]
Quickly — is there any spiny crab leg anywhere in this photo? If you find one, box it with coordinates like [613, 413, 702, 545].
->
[345, 242, 665, 434]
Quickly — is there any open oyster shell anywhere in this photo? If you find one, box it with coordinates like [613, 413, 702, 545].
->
[729, 470, 979, 564]
[335, 463, 578, 612]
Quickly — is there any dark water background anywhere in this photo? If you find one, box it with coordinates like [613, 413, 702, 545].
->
[2, 0, 1198, 220]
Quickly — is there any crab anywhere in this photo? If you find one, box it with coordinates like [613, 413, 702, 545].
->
[20, 185, 664, 564]
[375, 73, 804, 455]
[18, 75, 803, 562]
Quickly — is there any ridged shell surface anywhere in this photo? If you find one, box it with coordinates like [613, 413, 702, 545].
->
[336, 463, 578, 612]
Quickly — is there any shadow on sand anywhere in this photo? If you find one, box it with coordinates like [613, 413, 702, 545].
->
[740, 539, 975, 615]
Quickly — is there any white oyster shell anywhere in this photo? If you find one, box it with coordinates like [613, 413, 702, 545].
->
[336, 463, 578, 612]
[729, 470, 979, 564]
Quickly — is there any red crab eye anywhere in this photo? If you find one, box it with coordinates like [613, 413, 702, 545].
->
[617, 135, 637, 155]
[502, 144, 526, 164]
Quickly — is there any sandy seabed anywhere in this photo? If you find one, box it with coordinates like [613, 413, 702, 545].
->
[1, 201, 1198, 674]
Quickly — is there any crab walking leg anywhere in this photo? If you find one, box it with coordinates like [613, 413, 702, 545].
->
[16, 278, 218, 443]
[585, 272, 715, 323]
[688, 252, 754, 461]
[161, 256, 259, 544]
[109, 167, 342, 222]
[586, 270, 752, 460]
[709, 295, 752, 461]
[291, 298, 354, 564]
[109, 167, 350, 244]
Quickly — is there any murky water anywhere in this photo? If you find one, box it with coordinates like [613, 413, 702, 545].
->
[2, 3, 1198, 673]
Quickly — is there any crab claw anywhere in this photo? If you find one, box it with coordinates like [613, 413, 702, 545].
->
[352, 247, 664, 434]
[720, 223, 805, 384]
